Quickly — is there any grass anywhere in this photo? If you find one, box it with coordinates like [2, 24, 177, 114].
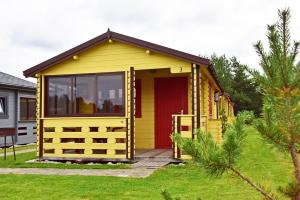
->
[0, 127, 293, 199]
[0, 144, 36, 153]
[0, 152, 129, 169]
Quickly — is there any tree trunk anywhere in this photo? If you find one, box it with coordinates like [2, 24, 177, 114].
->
[290, 143, 300, 200]
[229, 166, 275, 200]
[286, 95, 300, 200]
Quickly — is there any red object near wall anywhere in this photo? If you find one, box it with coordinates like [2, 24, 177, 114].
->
[209, 83, 213, 119]
[154, 77, 188, 149]
[135, 79, 142, 118]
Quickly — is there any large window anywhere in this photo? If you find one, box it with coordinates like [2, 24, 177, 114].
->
[46, 73, 124, 117]
[20, 97, 36, 121]
[0, 96, 7, 118]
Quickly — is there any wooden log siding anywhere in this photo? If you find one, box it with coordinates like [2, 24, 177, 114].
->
[35, 75, 43, 160]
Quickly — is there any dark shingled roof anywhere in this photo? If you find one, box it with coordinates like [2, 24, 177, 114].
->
[0, 72, 36, 91]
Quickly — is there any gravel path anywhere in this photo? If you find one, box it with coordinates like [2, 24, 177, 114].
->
[0, 158, 172, 177]
[0, 167, 156, 177]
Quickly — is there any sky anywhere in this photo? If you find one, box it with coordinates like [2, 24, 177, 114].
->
[0, 0, 299, 83]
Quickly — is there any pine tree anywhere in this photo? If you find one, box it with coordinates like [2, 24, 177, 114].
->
[250, 8, 300, 199]
[211, 55, 263, 116]
[173, 112, 276, 200]
[211, 54, 233, 94]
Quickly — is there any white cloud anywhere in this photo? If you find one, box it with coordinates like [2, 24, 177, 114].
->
[0, 0, 299, 82]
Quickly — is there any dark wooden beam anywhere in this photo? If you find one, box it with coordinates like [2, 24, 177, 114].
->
[39, 77, 43, 161]
[11, 136, 16, 160]
[176, 116, 181, 159]
[196, 65, 201, 129]
[4, 136, 6, 160]
[191, 64, 195, 139]
[172, 116, 175, 159]
[129, 67, 135, 160]
[125, 117, 129, 159]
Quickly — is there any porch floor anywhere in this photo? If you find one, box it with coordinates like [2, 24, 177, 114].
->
[135, 149, 172, 158]
[134, 149, 181, 164]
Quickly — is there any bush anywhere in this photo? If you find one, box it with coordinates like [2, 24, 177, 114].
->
[242, 110, 255, 125]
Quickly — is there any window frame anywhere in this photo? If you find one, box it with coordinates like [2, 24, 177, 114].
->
[0, 96, 8, 119]
[45, 72, 126, 117]
[19, 97, 36, 121]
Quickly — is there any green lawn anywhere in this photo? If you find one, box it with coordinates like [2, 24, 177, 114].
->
[0, 144, 36, 153]
[0, 127, 293, 199]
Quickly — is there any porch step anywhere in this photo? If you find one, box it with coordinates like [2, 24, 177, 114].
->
[133, 158, 171, 169]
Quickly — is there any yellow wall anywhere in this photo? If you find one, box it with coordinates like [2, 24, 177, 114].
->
[200, 68, 221, 120]
[42, 41, 191, 76]
[34, 38, 233, 160]
[135, 69, 191, 149]
[38, 40, 196, 159]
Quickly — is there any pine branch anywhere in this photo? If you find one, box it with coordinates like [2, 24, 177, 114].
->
[254, 41, 273, 79]
[229, 166, 277, 200]
[278, 8, 291, 57]
[291, 41, 300, 63]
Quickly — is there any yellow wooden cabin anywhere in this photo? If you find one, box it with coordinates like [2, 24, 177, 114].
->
[23, 30, 234, 162]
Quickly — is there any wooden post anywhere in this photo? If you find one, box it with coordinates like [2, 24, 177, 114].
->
[176, 116, 181, 159]
[125, 117, 129, 159]
[191, 64, 195, 139]
[172, 116, 175, 159]
[11, 136, 16, 160]
[4, 136, 6, 160]
[39, 76, 43, 161]
[129, 67, 135, 160]
[196, 65, 201, 129]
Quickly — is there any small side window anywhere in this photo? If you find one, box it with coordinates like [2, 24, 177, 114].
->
[0, 96, 8, 118]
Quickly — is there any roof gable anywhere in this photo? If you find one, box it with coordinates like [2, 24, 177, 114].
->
[23, 29, 210, 77]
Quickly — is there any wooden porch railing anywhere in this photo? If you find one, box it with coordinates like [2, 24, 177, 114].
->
[172, 114, 194, 159]
[172, 114, 224, 159]
[42, 117, 129, 160]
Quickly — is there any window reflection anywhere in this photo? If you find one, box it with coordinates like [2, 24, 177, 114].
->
[75, 76, 96, 114]
[97, 74, 124, 114]
[48, 77, 72, 115]
[46, 73, 124, 116]
[20, 98, 36, 120]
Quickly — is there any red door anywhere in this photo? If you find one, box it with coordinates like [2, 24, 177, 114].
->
[154, 77, 188, 149]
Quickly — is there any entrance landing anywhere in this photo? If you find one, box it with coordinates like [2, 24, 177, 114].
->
[135, 149, 172, 159]
[133, 149, 181, 169]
